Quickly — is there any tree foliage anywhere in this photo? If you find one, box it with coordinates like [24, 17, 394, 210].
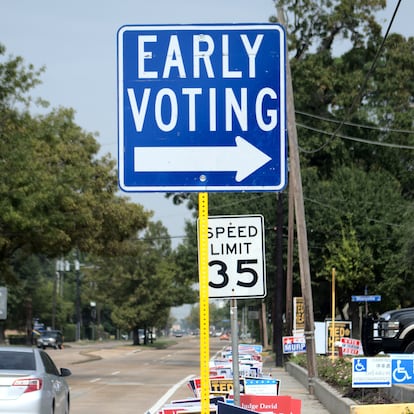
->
[172, 1, 414, 335]
[0, 45, 170, 340]
[87, 220, 193, 344]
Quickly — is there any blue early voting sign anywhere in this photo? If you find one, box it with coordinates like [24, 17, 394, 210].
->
[117, 24, 286, 192]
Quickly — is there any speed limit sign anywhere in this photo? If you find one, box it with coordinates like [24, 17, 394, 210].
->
[201, 215, 266, 299]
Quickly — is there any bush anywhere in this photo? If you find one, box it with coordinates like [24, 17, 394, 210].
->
[8, 335, 27, 345]
[63, 324, 76, 342]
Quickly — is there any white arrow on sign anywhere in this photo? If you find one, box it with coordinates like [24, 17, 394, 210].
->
[134, 136, 272, 182]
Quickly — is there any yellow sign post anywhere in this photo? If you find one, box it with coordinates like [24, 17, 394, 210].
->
[198, 193, 210, 414]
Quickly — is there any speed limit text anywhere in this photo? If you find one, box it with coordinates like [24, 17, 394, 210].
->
[208, 224, 258, 255]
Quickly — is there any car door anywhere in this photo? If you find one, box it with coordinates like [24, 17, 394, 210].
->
[40, 351, 67, 413]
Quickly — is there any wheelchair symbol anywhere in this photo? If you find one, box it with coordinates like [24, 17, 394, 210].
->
[393, 360, 412, 383]
[354, 359, 367, 372]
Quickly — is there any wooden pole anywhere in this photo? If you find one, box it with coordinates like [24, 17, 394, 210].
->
[275, 193, 284, 366]
[286, 182, 295, 336]
[331, 267, 336, 360]
[276, 4, 318, 392]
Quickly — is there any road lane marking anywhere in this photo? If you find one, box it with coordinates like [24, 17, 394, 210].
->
[90, 378, 101, 383]
[146, 374, 194, 414]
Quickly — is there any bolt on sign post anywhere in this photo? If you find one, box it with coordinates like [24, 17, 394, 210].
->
[117, 23, 286, 413]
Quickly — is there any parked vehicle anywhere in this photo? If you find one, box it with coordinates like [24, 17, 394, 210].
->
[138, 329, 156, 341]
[362, 307, 414, 355]
[0, 346, 71, 413]
[36, 330, 63, 350]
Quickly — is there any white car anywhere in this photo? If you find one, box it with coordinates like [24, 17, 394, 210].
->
[0, 346, 71, 413]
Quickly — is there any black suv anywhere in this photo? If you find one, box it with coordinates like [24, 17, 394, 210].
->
[37, 330, 64, 349]
[362, 308, 414, 356]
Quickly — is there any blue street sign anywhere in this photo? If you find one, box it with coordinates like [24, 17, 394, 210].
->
[117, 24, 286, 192]
[351, 295, 381, 302]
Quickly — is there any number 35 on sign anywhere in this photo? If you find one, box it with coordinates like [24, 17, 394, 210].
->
[199, 215, 266, 299]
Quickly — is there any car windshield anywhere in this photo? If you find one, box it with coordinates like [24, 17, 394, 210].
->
[42, 331, 59, 338]
[0, 351, 36, 370]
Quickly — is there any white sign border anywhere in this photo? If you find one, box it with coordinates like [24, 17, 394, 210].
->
[205, 214, 266, 299]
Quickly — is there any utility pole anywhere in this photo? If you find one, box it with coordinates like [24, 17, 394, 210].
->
[276, 3, 318, 392]
[274, 193, 284, 366]
[286, 184, 295, 336]
[75, 257, 81, 342]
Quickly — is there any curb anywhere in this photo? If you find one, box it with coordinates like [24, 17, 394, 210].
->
[285, 362, 355, 414]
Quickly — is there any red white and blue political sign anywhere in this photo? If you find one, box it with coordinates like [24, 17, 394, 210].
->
[117, 24, 286, 192]
[283, 336, 306, 354]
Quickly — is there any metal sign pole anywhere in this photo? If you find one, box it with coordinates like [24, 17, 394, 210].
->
[231, 298, 240, 406]
[198, 193, 210, 414]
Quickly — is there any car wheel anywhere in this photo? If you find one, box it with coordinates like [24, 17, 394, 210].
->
[404, 340, 414, 353]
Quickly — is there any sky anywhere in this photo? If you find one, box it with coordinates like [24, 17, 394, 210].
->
[1, 0, 413, 246]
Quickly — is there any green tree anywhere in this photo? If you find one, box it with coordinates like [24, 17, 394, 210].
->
[88, 220, 195, 345]
[0, 45, 150, 340]
[172, 1, 414, 333]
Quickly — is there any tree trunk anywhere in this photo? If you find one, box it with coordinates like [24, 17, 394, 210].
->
[0, 322, 5, 344]
[133, 327, 139, 345]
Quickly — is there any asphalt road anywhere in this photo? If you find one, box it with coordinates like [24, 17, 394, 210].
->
[48, 336, 225, 414]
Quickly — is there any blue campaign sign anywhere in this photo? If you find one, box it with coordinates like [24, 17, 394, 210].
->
[117, 24, 286, 192]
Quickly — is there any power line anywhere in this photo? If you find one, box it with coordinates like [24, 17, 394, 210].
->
[303, 196, 404, 228]
[297, 122, 414, 150]
[296, 110, 414, 135]
[301, 0, 403, 154]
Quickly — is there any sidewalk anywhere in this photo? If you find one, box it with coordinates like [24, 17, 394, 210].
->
[263, 360, 330, 414]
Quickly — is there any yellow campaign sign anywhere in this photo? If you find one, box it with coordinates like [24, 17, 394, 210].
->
[209, 378, 245, 396]
[293, 297, 305, 331]
[350, 403, 414, 414]
[326, 320, 351, 353]
[210, 379, 234, 396]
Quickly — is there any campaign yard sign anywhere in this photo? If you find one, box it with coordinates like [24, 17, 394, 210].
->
[340, 337, 361, 355]
[282, 336, 306, 354]
[240, 395, 301, 414]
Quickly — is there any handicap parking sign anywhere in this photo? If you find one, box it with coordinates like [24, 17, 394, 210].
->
[392, 357, 414, 385]
[353, 358, 367, 372]
[352, 357, 391, 388]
